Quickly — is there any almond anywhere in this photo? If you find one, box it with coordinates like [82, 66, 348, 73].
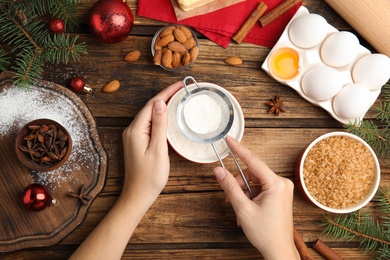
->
[162, 49, 173, 68]
[157, 34, 175, 47]
[159, 26, 175, 37]
[182, 52, 191, 66]
[154, 37, 162, 51]
[177, 26, 193, 39]
[190, 46, 199, 63]
[103, 80, 120, 93]
[172, 52, 181, 68]
[183, 37, 195, 50]
[225, 56, 242, 66]
[168, 41, 186, 53]
[173, 28, 187, 43]
[153, 49, 162, 65]
[124, 50, 141, 62]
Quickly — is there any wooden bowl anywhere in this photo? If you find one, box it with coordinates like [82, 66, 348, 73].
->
[294, 132, 380, 213]
[15, 119, 72, 172]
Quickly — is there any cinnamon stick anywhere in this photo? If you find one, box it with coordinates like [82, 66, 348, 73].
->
[259, 0, 302, 27]
[232, 2, 268, 44]
[293, 226, 314, 260]
[313, 239, 343, 260]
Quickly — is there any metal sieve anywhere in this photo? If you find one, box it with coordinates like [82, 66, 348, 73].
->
[177, 76, 254, 198]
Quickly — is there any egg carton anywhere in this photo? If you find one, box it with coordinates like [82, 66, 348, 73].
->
[262, 6, 384, 125]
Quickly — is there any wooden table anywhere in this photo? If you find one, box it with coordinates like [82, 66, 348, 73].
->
[1, 0, 387, 259]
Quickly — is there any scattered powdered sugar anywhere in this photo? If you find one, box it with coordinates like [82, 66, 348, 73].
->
[0, 85, 100, 189]
[183, 94, 222, 134]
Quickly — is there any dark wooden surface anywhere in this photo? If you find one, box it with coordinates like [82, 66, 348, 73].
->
[1, 0, 387, 259]
[0, 73, 107, 253]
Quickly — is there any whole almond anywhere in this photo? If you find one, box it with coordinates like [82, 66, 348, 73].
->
[183, 37, 195, 50]
[159, 26, 175, 37]
[182, 52, 191, 66]
[103, 80, 120, 93]
[162, 49, 173, 68]
[225, 56, 242, 66]
[177, 26, 193, 39]
[154, 37, 162, 51]
[173, 28, 187, 43]
[168, 41, 187, 53]
[124, 50, 141, 62]
[172, 52, 181, 68]
[153, 49, 162, 65]
[190, 46, 199, 62]
[158, 34, 175, 47]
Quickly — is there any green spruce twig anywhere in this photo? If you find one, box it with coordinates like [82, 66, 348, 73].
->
[322, 188, 390, 260]
[0, 0, 87, 86]
[0, 49, 10, 71]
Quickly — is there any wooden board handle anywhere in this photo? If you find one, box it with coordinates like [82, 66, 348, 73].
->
[325, 0, 390, 56]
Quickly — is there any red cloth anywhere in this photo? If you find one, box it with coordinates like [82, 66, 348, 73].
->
[138, 0, 302, 48]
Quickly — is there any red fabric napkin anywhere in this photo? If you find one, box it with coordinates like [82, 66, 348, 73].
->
[138, 0, 302, 48]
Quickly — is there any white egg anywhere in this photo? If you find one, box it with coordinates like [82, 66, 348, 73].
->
[333, 83, 371, 120]
[302, 66, 342, 101]
[352, 54, 390, 90]
[321, 31, 360, 67]
[289, 14, 328, 48]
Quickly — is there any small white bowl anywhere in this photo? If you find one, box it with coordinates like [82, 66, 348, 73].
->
[295, 132, 380, 214]
[167, 82, 244, 164]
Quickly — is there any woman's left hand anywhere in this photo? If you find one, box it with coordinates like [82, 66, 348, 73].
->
[121, 81, 183, 204]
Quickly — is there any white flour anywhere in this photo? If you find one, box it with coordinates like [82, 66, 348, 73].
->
[0, 85, 100, 189]
[183, 94, 222, 134]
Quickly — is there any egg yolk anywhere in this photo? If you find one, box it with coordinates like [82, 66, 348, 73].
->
[268, 47, 301, 80]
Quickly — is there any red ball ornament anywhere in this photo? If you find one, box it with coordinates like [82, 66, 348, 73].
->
[88, 0, 134, 44]
[49, 18, 65, 34]
[22, 184, 58, 211]
[68, 76, 92, 93]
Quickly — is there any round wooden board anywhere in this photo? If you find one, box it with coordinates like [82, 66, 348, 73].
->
[0, 72, 107, 252]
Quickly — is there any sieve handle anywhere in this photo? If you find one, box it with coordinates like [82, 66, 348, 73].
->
[183, 76, 200, 94]
[212, 138, 254, 199]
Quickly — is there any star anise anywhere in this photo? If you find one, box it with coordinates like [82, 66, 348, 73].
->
[66, 185, 93, 206]
[265, 95, 286, 116]
[19, 123, 69, 164]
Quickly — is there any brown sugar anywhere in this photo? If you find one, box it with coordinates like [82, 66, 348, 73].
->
[303, 135, 376, 209]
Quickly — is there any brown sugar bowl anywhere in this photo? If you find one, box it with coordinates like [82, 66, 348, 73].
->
[15, 118, 72, 172]
[294, 132, 380, 214]
[151, 25, 199, 71]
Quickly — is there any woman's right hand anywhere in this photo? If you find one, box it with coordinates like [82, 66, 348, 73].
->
[213, 136, 300, 260]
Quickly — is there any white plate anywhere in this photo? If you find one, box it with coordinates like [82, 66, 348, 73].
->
[167, 82, 245, 163]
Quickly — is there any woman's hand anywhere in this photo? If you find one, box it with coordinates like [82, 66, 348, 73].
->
[121, 81, 183, 204]
[214, 136, 299, 260]
[69, 81, 183, 260]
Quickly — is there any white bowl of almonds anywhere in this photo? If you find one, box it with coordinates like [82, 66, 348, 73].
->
[295, 132, 380, 214]
[151, 25, 199, 71]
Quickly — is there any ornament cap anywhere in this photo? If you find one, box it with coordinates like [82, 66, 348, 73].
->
[83, 85, 93, 94]
[51, 198, 60, 206]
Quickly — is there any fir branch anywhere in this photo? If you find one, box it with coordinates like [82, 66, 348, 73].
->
[0, 49, 10, 72]
[345, 121, 390, 158]
[323, 212, 390, 253]
[0, 6, 45, 53]
[322, 187, 390, 260]
[12, 49, 45, 86]
[0, 0, 86, 86]
[374, 102, 390, 123]
[42, 34, 87, 64]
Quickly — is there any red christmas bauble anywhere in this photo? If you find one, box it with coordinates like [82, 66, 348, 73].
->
[88, 0, 134, 44]
[22, 184, 52, 211]
[68, 76, 92, 93]
[49, 18, 65, 34]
